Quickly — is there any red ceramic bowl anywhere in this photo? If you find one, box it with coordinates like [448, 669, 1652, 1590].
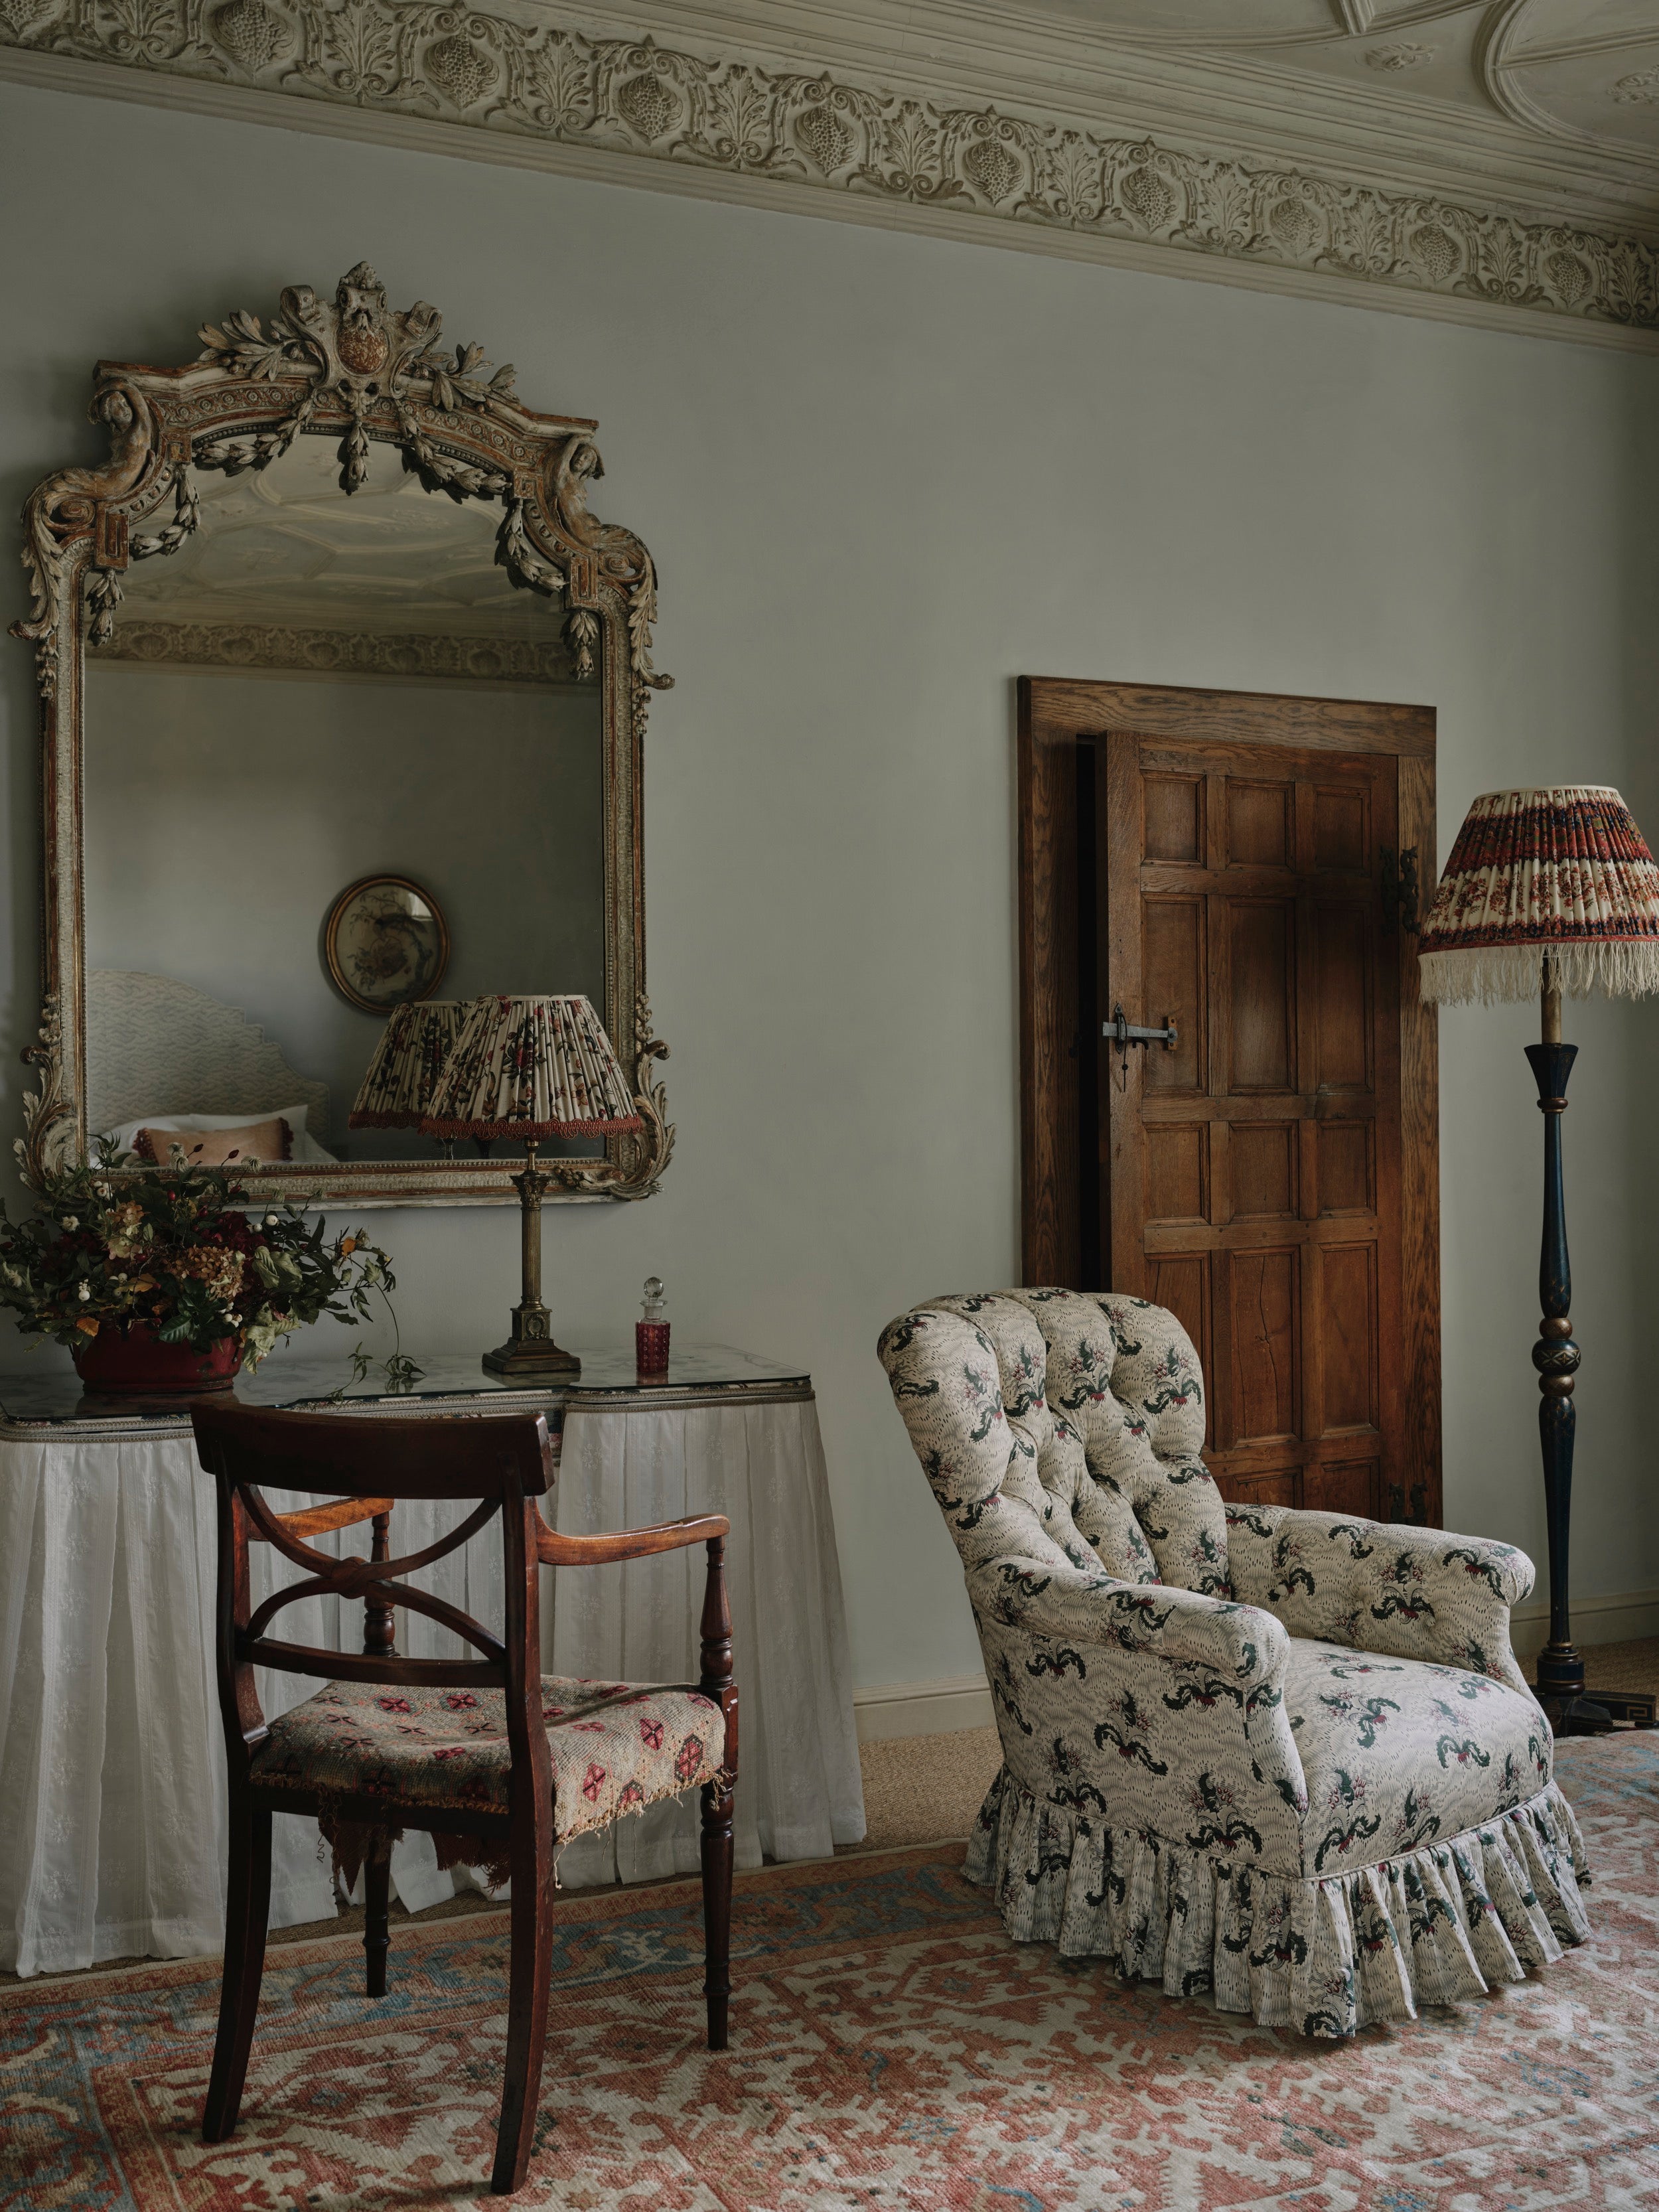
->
[72, 1321, 243, 1397]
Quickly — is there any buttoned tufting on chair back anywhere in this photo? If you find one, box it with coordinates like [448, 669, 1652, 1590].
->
[877, 1289, 1230, 1597]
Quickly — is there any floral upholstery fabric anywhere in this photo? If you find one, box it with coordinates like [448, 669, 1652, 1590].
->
[882, 1291, 1228, 1599]
[1226, 1503, 1534, 1695]
[879, 1288, 1591, 2037]
[1283, 1641, 1550, 1877]
[250, 1674, 725, 1846]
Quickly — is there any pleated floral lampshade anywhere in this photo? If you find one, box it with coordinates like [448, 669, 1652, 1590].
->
[348, 999, 467, 1129]
[1417, 785, 1659, 1005]
[419, 995, 642, 1142]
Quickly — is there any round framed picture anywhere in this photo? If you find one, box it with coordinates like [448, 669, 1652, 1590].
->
[325, 875, 450, 1013]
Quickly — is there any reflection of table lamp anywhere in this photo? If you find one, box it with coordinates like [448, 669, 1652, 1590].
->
[1417, 786, 1659, 1736]
[420, 995, 642, 1379]
[348, 1001, 467, 1147]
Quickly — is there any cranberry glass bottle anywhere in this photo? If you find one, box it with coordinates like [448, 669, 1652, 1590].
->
[636, 1276, 670, 1375]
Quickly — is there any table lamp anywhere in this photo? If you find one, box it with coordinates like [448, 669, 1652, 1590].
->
[1417, 785, 1659, 1735]
[419, 995, 642, 1379]
[348, 1001, 466, 1145]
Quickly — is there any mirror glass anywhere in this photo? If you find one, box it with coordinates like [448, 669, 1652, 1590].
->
[82, 435, 605, 1165]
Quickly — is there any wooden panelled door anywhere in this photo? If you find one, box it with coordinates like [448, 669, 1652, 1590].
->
[1019, 680, 1441, 1526]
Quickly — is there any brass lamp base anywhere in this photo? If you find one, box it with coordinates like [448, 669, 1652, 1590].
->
[481, 1142, 581, 1383]
[482, 1336, 580, 1380]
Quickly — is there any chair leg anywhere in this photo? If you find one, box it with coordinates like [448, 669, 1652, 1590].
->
[364, 1847, 391, 1998]
[491, 1818, 553, 2195]
[700, 1775, 734, 2051]
[203, 1802, 272, 2144]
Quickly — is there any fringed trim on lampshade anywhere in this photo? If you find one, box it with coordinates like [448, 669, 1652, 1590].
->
[348, 999, 466, 1129]
[1417, 784, 1659, 1005]
[1419, 938, 1659, 1006]
[420, 994, 643, 1140]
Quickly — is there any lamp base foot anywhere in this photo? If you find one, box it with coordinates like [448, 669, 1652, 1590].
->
[482, 1337, 581, 1382]
[1539, 1686, 1657, 1735]
[1535, 1639, 1657, 1733]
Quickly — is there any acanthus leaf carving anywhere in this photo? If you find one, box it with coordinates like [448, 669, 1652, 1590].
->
[4, 8, 1651, 340]
[11, 376, 161, 696]
[15, 994, 74, 1189]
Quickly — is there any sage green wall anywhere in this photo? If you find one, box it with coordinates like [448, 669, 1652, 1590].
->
[3, 80, 1656, 1691]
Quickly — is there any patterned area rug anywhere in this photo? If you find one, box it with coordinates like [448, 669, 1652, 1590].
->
[9, 1735, 1659, 2211]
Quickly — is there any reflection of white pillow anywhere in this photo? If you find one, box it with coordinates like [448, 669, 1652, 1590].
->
[100, 1105, 338, 1165]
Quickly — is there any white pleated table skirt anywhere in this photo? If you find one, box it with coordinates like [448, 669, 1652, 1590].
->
[0, 1397, 865, 1975]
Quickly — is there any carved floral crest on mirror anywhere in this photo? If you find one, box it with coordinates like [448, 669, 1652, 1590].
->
[12, 263, 673, 1207]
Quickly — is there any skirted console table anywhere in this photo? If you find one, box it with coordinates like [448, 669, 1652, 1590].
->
[0, 1345, 865, 1976]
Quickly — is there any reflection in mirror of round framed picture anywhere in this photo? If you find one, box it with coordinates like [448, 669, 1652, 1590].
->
[325, 875, 451, 1014]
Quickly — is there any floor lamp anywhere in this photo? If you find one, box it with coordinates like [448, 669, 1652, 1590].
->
[1417, 785, 1659, 1737]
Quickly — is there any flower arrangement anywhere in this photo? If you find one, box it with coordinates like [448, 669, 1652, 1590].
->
[0, 1146, 415, 1385]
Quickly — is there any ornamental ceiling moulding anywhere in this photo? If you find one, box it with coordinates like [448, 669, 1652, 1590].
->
[2, 5, 1656, 344]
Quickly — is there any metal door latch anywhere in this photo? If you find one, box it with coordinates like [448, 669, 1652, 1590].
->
[1105, 1004, 1178, 1085]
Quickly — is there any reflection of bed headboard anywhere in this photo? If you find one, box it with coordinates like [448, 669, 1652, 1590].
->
[86, 970, 331, 1137]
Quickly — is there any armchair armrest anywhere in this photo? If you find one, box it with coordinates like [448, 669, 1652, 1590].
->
[973, 1554, 1290, 1688]
[972, 1554, 1309, 1844]
[252, 1495, 395, 1541]
[531, 1505, 739, 1779]
[1224, 1505, 1535, 1692]
[531, 1509, 730, 1566]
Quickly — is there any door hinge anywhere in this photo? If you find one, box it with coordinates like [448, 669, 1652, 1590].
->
[1380, 846, 1420, 936]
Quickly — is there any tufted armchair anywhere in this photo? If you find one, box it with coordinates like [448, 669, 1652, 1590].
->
[878, 1288, 1590, 2037]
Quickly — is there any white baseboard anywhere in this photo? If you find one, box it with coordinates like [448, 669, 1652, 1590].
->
[854, 1673, 993, 1743]
[1510, 1587, 1659, 1661]
[855, 1591, 1659, 1741]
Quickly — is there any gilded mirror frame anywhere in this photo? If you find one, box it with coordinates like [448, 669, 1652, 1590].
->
[11, 262, 673, 1207]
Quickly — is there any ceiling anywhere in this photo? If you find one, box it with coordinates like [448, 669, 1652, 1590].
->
[948, 0, 1659, 167]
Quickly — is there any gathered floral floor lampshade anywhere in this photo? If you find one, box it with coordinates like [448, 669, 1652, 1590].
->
[420, 995, 642, 1142]
[348, 1000, 467, 1130]
[1417, 785, 1659, 1006]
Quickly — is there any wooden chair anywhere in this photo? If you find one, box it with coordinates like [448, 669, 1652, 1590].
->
[191, 1400, 737, 2197]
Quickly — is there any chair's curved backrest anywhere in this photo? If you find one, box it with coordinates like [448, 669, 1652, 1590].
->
[190, 1402, 558, 1787]
[877, 1289, 1229, 1597]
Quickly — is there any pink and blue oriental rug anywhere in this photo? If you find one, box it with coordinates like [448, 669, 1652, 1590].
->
[5, 1733, 1658, 2210]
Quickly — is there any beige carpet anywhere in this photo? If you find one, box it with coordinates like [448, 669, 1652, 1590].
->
[1540, 1635, 1659, 1698]
[855, 1723, 1003, 1848]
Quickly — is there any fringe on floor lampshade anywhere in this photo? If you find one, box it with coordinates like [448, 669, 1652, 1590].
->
[419, 995, 643, 1141]
[1417, 785, 1659, 1005]
[348, 999, 467, 1129]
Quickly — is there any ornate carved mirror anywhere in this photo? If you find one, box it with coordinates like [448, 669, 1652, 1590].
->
[13, 263, 672, 1207]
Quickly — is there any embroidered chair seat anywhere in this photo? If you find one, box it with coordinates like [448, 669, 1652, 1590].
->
[251, 1674, 725, 1844]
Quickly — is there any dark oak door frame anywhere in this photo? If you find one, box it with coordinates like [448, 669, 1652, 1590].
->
[1019, 676, 1441, 1527]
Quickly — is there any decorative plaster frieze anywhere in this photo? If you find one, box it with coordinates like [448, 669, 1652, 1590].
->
[98, 618, 579, 684]
[3, 2, 1658, 340]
